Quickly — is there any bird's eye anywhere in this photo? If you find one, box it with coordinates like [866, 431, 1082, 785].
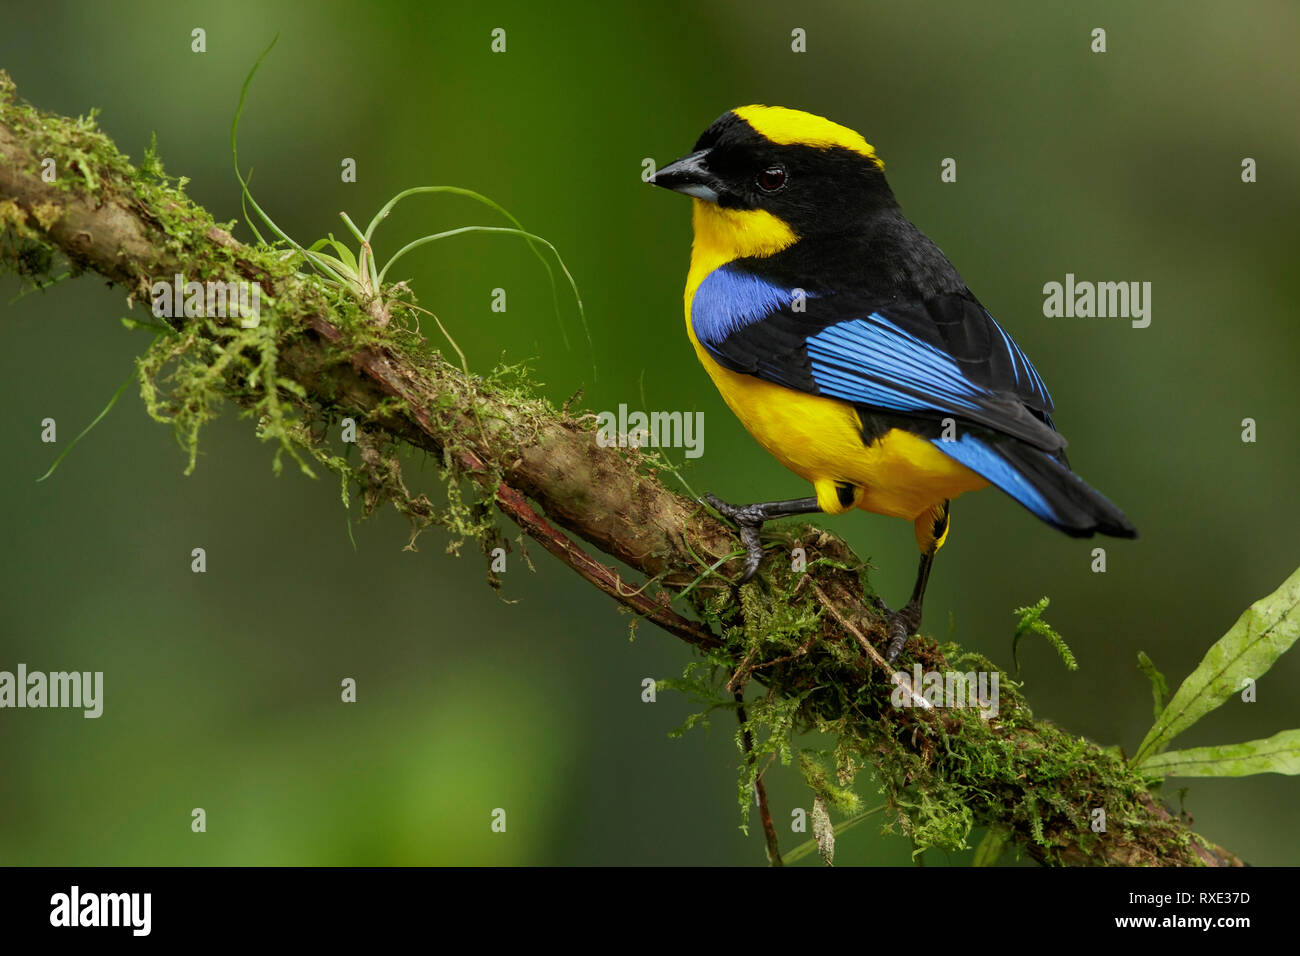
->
[756, 166, 786, 192]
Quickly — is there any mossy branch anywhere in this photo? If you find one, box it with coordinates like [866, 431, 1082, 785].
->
[0, 72, 1243, 867]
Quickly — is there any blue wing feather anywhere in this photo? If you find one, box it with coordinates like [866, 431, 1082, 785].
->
[690, 265, 1063, 452]
[807, 315, 992, 416]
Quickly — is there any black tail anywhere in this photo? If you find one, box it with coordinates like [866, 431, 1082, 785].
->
[992, 440, 1137, 538]
[938, 433, 1138, 539]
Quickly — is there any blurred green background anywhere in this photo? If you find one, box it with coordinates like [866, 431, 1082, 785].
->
[1, 1, 1296, 865]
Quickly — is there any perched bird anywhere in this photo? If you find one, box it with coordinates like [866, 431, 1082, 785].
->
[652, 105, 1136, 661]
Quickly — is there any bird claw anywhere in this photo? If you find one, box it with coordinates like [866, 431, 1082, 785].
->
[704, 493, 766, 583]
[883, 602, 922, 663]
[870, 594, 921, 663]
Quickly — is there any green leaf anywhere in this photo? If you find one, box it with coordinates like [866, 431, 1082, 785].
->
[1133, 566, 1300, 766]
[362, 185, 591, 366]
[314, 234, 357, 274]
[782, 805, 884, 865]
[1137, 728, 1300, 778]
[36, 357, 145, 481]
[1136, 651, 1169, 723]
[972, 827, 1009, 867]
[972, 832, 1008, 868]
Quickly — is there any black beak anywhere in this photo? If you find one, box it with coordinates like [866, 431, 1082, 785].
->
[651, 149, 722, 203]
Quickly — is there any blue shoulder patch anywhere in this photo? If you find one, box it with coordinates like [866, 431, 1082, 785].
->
[691, 267, 804, 347]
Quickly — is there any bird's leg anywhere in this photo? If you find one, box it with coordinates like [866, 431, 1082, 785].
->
[881, 500, 949, 662]
[883, 550, 934, 662]
[703, 493, 822, 583]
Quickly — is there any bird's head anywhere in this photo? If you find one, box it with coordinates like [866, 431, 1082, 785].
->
[652, 105, 895, 259]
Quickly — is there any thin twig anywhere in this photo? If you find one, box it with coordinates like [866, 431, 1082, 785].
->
[809, 580, 934, 711]
[736, 692, 782, 867]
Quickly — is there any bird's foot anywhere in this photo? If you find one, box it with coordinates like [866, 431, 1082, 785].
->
[878, 600, 922, 664]
[703, 493, 766, 583]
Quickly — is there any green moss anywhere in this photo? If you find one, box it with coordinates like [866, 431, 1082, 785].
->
[1, 73, 515, 569]
[665, 545, 1191, 863]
